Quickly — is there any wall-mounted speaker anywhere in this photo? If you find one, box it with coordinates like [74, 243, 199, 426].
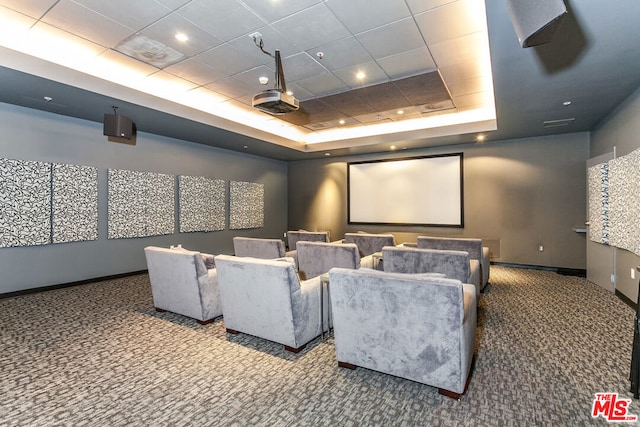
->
[506, 0, 568, 48]
[103, 114, 134, 139]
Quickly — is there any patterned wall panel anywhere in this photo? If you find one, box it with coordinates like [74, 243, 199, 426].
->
[144, 172, 175, 237]
[179, 176, 225, 233]
[108, 169, 175, 239]
[608, 151, 640, 255]
[229, 181, 264, 230]
[52, 163, 98, 243]
[0, 158, 51, 247]
[587, 163, 609, 245]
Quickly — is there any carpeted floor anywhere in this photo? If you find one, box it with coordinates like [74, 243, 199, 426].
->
[1, 266, 638, 426]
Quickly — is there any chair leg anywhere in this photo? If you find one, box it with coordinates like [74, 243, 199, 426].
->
[155, 307, 166, 312]
[226, 328, 239, 334]
[438, 389, 463, 400]
[284, 344, 306, 353]
[196, 318, 215, 325]
[338, 361, 356, 370]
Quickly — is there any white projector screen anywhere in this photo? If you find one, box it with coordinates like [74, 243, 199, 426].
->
[348, 154, 463, 227]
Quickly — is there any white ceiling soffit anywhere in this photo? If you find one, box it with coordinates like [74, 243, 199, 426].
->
[0, 0, 496, 153]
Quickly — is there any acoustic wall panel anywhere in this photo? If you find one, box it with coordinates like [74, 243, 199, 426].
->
[179, 175, 225, 233]
[108, 169, 175, 239]
[52, 163, 98, 243]
[229, 181, 264, 230]
[0, 158, 51, 247]
[144, 172, 175, 237]
[608, 150, 640, 256]
[587, 163, 609, 245]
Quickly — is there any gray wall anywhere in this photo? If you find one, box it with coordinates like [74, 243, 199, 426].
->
[0, 103, 287, 294]
[289, 132, 589, 269]
[591, 86, 640, 301]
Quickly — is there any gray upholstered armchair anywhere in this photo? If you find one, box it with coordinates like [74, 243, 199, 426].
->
[214, 255, 324, 353]
[143, 246, 221, 324]
[417, 236, 490, 291]
[285, 230, 330, 265]
[296, 241, 360, 280]
[343, 232, 396, 268]
[232, 236, 296, 266]
[382, 246, 481, 296]
[329, 267, 476, 399]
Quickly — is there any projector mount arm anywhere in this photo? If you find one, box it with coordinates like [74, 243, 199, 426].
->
[252, 36, 287, 93]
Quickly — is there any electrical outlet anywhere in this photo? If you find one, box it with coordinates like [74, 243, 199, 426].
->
[538, 245, 544, 252]
[611, 274, 616, 284]
[632, 268, 636, 280]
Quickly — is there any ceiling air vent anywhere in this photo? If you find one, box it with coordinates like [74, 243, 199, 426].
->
[543, 118, 575, 128]
[115, 34, 184, 68]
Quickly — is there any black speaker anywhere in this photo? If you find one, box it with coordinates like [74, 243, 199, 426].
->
[506, 0, 567, 48]
[103, 114, 134, 139]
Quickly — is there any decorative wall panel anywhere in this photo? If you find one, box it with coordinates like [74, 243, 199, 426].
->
[52, 163, 98, 243]
[587, 163, 609, 245]
[608, 150, 640, 256]
[144, 172, 175, 237]
[179, 176, 225, 233]
[108, 169, 175, 239]
[229, 181, 264, 230]
[0, 158, 51, 247]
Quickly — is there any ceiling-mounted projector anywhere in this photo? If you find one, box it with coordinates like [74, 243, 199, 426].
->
[252, 89, 299, 115]
[252, 49, 299, 115]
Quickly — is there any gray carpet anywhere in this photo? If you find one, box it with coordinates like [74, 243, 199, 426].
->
[1, 266, 638, 426]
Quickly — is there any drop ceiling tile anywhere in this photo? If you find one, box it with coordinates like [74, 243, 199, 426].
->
[155, 0, 190, 8]
[0, 0, 57, 19]
[296, 72, 349, 97]
[141, 14, 224, 57]
[98, 49, 159, 76]
[356, 83, 411, 112]
[333, 61, 388, 88]
[415, 0, 484, 45]
[452, 91, 486, 110]
[164, 57, 229, 85]
[232, 65, 275, 91]
[354, 111, 392, 123]
[445, 76, 485, 97]
[307, 37, 373, 71]
[377, 47, 436, 79]
[281, 81, 314, 101]
[393, 72, 450, 106]
[356, 18, 425, 59]
[324, 0, 411, 34]
[281, 52, 325, 82]
[0, 5, 37, 30]
[271, 3, 351, 51]
[178, 0, 266, 41]
[196, 43, 265, 76]
[205, 75, 255, 99]
[405, 0, 457, 14]
[429, 31, 488, 68]
[228, 25, 299, 66]
[438, 57, 488, 84]
[41, 0, 134, 48]
[321, 92, 376, 117]
[241, 0, 321, 22]
[72, 0, 171, 31]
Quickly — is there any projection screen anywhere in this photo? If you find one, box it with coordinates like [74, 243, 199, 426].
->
[348, 153, 464, 227]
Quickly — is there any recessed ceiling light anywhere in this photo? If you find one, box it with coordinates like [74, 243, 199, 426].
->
[356, 71, 366, 80]
[397, 110, 404, 115]
[175, 33, 189, 42]
[563, 101, 572, 106]
[243, 145, 248, 149]
[258, 76, 269, 85]
[338, 119, 346, 125]
[325, 152, 331, 156]
[43, 96, 52, 102]
[476, 134, 486, 142]
[390, 145, 396, 150]
[286, 91, 293, 96]
[316, 52, 324, 59]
